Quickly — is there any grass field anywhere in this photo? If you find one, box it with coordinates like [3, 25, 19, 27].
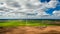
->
[0, 20, 60, 27]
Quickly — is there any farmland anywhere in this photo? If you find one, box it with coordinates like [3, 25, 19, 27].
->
[0, 19, 60, 27]
[0, 20, 60, 34]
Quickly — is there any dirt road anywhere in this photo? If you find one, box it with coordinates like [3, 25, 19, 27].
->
[0, 26, 60, 34]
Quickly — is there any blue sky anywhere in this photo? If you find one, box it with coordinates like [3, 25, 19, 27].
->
[40, 0, 60, 2]
[40, 0, 60, 15]
[40, 0, 50, 3]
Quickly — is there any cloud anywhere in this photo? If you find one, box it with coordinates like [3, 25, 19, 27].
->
[53, 10, 60, 16]
[0, 0, 59, 19]
[45, 0, 58, 8]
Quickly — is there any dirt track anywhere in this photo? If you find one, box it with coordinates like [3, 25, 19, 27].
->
[0, 26, 60, 34]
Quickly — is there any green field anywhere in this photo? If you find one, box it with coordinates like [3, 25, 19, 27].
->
[0, 20, 60, 27]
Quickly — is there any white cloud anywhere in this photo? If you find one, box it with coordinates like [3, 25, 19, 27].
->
[0, 0, 59, 19]
[53, 10, 60, 16]
[45, 0, 58, 8]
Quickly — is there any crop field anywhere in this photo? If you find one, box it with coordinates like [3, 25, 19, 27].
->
[0, 20, 60, 27]
[0, 20, 60, 34]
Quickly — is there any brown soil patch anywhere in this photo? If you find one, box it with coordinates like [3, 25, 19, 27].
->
[0, 26, 60, 34]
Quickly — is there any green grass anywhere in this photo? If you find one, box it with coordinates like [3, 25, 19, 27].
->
[0, 20, 26, 27]
[0, 20, 60, 27]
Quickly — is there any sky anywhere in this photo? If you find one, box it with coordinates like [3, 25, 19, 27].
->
[0, 0, 60, 19]
[40, 0, 60, 15]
